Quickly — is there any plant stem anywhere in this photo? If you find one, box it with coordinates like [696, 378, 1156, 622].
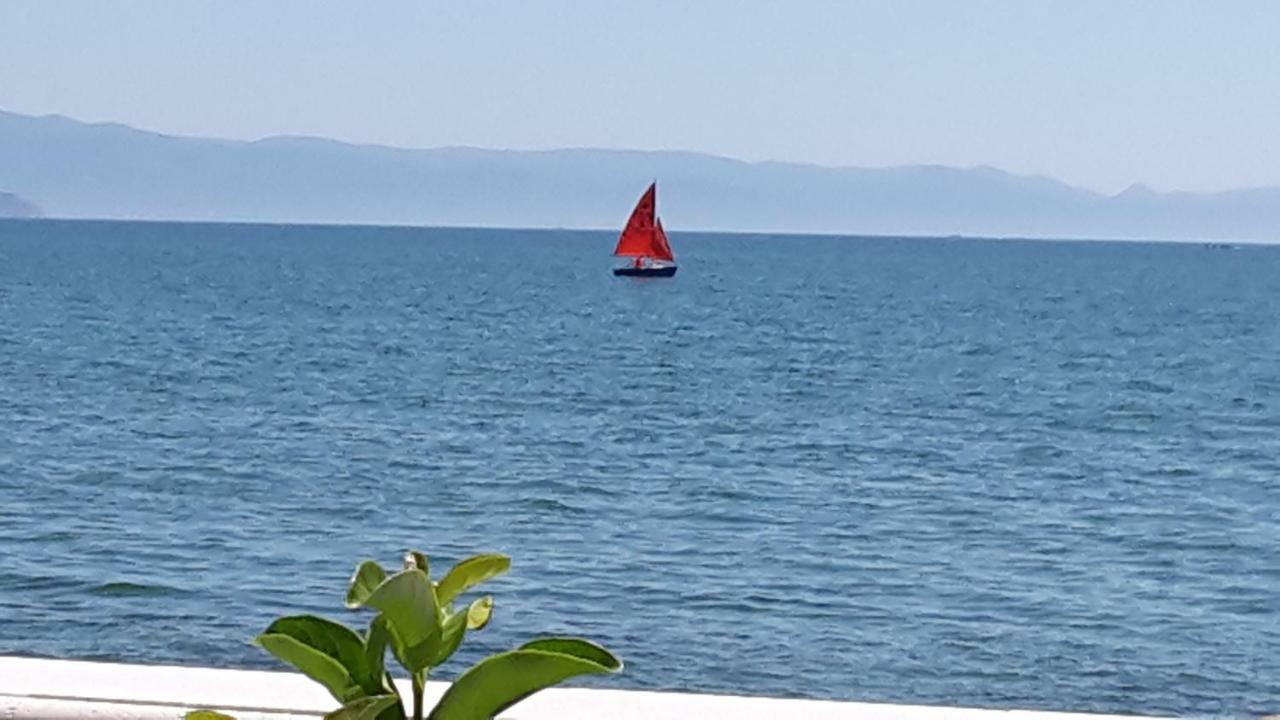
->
[412, 671, 425, 720]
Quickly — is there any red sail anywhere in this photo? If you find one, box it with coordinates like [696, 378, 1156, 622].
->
[651, 218, 675, 261]
[613, 183, 660, 258]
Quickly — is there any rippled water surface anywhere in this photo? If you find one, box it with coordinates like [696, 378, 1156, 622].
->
[2, 220, 1279, 718]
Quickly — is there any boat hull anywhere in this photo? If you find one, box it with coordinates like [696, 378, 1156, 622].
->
[613, 266, 677, 278]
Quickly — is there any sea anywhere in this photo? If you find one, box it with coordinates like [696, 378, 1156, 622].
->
[1, 219, 1278, 719]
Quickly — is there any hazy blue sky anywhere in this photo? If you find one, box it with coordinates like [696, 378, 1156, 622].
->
[2, 1, 1278, 193]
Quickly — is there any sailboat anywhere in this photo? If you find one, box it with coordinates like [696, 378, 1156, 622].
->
[612, 182, 677, 277]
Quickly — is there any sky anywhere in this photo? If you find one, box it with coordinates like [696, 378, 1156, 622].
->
[2, 1, 1279, 194]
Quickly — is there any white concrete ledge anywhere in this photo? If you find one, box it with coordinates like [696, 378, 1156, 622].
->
[0, 656, 1166, 720]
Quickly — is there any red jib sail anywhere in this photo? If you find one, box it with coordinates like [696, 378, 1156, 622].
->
[613, 182, 675, 262]
[652, 218, 674, 262]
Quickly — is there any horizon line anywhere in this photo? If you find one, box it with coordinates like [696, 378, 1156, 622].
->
[1, 214, 1268, 248]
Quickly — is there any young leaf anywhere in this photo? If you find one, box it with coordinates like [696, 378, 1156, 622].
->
[363, 569, 442, 673]
[407, 551, 429, 575]
[323, 695, 402, 720]
[435, 554, 510, 605]
[465, 596, 493, 630]
[426, 638, 622, 720]
[346, 560, 387, 609]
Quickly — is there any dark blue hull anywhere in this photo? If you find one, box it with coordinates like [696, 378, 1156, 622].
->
[613, 266, 677, 278]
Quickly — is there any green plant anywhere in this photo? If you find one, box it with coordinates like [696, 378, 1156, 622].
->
[190, 551, 621, 720]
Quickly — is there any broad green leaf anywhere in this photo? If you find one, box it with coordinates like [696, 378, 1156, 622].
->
[346, 560, 387, 609]
[465, 596, 493, 630]
[323, 695, 401, 720]
[257, 615, 381, 697]
[257, 633, 361, 703]
[426, 638, 622, 720]
[518, 637, 620, 668]
[185, 712, 236, 720]
[436, 554, 510, 605]
[364, 569, 441, 673]
[432, 609, 468, 666]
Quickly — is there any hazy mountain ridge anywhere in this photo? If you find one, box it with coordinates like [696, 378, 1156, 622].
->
[0, 190, 42, 218]
[2, 109, 1278, 241]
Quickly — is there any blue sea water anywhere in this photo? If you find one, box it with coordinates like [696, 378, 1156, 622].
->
[1, 219, 1278, 718]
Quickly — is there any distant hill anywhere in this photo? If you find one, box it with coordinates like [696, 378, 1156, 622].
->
[0, 190, 42, 218]
[1, 109, 1278, 241]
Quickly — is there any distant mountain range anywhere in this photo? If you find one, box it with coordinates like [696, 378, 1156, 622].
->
[1, 109, 1277, 241]
[0, 190, 42, 218]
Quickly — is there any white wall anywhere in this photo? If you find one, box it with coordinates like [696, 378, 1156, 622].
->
[0, 656, 1160, 720]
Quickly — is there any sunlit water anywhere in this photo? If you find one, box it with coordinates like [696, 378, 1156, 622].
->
[1, 220, 1278, 718]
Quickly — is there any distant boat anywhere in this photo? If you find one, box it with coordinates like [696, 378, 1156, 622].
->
[612, 183, 677, 277]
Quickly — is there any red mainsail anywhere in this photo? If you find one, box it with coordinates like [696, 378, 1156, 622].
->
[613, 183, 675, 262]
